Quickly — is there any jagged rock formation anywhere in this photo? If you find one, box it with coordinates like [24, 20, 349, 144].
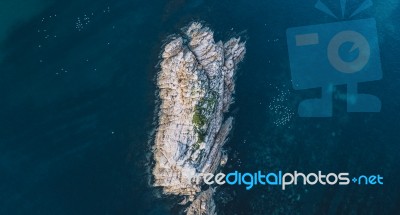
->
[153, 22, 245, 214]
[186, 188, 216, 215]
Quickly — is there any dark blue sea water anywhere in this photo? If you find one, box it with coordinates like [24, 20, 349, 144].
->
[0, 0, 399, 214]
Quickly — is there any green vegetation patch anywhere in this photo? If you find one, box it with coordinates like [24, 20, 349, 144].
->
[192, 91, 219, 149]
[193, 107, 207, 128]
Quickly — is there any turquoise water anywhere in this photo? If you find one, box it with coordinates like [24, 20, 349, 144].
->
[0, 0, 399, 214]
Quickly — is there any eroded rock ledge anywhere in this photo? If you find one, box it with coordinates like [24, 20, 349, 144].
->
[153, 22, 245, 214]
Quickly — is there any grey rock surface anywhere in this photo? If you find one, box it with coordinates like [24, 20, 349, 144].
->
[153, 22, 245, 214]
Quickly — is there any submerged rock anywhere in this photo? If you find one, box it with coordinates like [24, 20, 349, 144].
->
[153, 22, 246, 214]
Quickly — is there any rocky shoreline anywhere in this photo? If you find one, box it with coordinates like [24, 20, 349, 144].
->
[152, 22, 245, 214]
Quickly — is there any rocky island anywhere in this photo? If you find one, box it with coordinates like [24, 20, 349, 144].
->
[152, 22, 246, 214]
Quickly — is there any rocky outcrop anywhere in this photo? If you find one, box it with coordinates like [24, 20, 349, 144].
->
[186, 188, 216, 215]
[153, 22, 245, 214]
